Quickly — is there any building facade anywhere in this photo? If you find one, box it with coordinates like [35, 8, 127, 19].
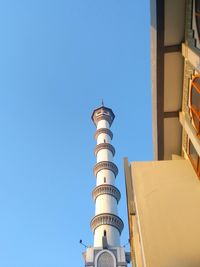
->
[83, 105, 130, 267]
[125, 1, 200, 267]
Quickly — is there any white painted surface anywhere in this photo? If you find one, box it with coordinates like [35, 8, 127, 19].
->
[84, 247, 94, 262]
[97, 120, 109, 129]
[96, 170, 115, 186]
[95, 194, 118, 215]
[97, 133, 111, 144]
[94, 225, 120, 247]
[84, 244, 127, 267]
[97, 149, 113, 162]
[93, 116, 122, 249]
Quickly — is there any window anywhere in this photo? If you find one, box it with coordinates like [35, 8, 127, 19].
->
[104, 230, 106, 236]
[195, 0, 200, 39]
[190, 75, 200, 135]
[104, 177, 106, 183]
[188, 139, 200, 177]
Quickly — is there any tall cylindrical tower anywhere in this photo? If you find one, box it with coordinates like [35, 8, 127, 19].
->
[91, 105, 124, 248]
[82, 104, 130, 267]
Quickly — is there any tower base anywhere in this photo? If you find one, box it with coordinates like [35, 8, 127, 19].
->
[83, 247, 130, 267]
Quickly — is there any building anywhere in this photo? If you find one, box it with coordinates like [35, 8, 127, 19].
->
[125, 1, 200, 267]
[83, 105, 130, 267]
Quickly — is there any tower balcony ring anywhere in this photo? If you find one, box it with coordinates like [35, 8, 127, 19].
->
[93, 161, 118, 177]
[90, 213, 124, 235]
[92, 184, 121, 203]
[94, 114, 113, 126]
[94, 128, 113, 140]
[94, 143, 115, 157]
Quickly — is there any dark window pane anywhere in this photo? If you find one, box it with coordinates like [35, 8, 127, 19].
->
[189, 141, 199, 170]
[191, 86, 200, 111]
[191, 110, 200, 131]
[195, 1, 200, 38]
[196, 0, 200, 13]
[194, 77, 200, 87]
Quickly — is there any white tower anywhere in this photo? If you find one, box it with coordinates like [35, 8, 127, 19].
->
[83, 104, 130, 267]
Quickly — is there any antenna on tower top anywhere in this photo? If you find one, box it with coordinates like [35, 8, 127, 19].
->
[101, 99, 104, 106]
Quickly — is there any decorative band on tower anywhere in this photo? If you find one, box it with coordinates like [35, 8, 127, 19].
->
[90, 213, 124, 234]
[93, 161, 118, 177]
[94, 143, 115, 156]
[92, 184, 121, 203]
[94, 128, 113, 140]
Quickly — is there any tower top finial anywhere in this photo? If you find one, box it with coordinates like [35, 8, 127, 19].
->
[102, 99, 104, 106]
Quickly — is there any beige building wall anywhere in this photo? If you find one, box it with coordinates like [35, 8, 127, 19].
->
[126, 159, 200, 267]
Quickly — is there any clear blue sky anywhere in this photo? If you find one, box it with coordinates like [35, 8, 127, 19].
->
[0, 1, 152, 266]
